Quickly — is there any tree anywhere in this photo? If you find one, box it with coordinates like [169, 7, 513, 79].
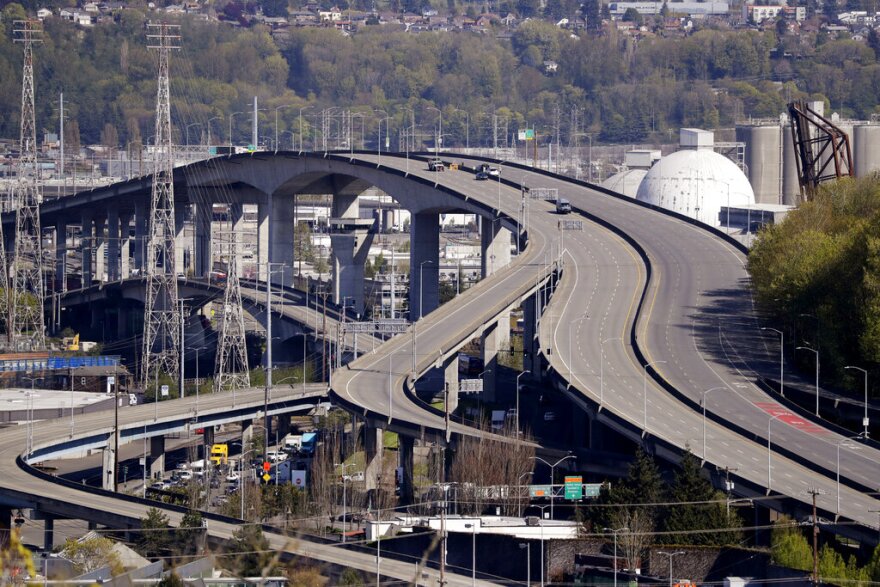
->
[771, 517, 812, 571]
[156, 573, 186, 587]
[173, 510, 206, 560]
[60, 536, 124, 576]
[339, 568, 364, 585]
[138, 507, 170, 559]
[0, 529, 35, 585]
[622, 7, 642, 24]
[661, 451, 742, 546]
[226, 525, 275, 578]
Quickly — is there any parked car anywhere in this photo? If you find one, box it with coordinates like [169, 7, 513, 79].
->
[267, 450, 288, 463]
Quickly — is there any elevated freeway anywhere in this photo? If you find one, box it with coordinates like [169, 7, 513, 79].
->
[0, 149, 875, 579]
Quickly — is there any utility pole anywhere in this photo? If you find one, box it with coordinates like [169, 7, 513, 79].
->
[11, 19, 46, 351]
[214, 230, 250, 393]
[141, 23, 181, 388]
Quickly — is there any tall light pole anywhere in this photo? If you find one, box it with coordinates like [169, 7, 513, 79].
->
[336, 462, 356, 541]
[643, 360, 667, 433]
[767, 413, 783, 492]
[229, 111, 244, 148]
[836, 436, 862, 516]
[464, 522, 477, 586]
[533, 504, 550, 587]
[762, 327, 784, 396]
[274, 104, 293, 151]
[701, 386, 726, 462]
[516, 370, 530, 432]
[600, 337, 622, 406]
[452, 107, 469, 150]
[603, 526, 628, 587]
[22, 376, 42, 458]
[657, 551, 685, 587]
[428, 106, 442, 153]
[844, 365, 870, 437]
[207, 115, 223, 146]
[187, 346, 205, 414]
[185, 122, 201, 148]
[796, 345, 820, 416]
[531, 454, 575, 518]
[298, 105, 312, 151]
[568, 313, 589, 383]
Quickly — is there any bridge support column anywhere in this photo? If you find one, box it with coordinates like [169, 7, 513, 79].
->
[194, 203, 212, 278]
[363, 424, 383, 493]
[481, 216, 511, 277]
[409, 212, 439, 320]
[107, 207, 120, 282]
[399, 435, 415, 506]
[202, 426, 215, 449]
[55, 220, 67, 293]
[277, 415, 291, 439]
[175, 205, 187, 276]
[94, 216, 106, 283]
[120, 211, 133, 279]
[102, 445, 116, 491]
[330, 231, 373, 315]
[134, 199, 148, 274]
[444, 355, 460, 415]
[523, 294, 540, 377]
[242, 420, 254, 453]
[481, 319, 508, 403]
[43, 515, 55, 552]
[149, 435, 165, 480]
[269, 194, 295, 286]
[81, 211, 93, 288]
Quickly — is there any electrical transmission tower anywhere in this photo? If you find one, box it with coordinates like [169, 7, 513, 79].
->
[214, 232, 250, 392]
[10, 20, 46, 351]
[141, 23, 181, 388]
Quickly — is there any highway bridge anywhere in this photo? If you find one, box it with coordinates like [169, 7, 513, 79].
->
[0, 150, 877, 581]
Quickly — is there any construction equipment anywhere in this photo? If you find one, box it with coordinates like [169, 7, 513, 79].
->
[788, 100, 853, 200]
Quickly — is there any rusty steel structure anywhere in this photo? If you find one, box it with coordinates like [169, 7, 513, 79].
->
[788, 100, 853, 200]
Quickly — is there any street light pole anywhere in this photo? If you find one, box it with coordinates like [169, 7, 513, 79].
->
[657, 551, 685, 587]
[531, 454, 575, 518]
[845, 365, 870, 437]
[516, 370, 530, 432]
[464, 522, 476, 586]
[701, 386, 726, 462]
[643, 360, 667, 433]
[603, 526, 629, 587]
[796, 345, 820, 416]
[229, 111, 243, 148]
[762, 327, 784, 396]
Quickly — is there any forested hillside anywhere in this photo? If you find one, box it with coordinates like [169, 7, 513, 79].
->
[0, 3, 879, 148]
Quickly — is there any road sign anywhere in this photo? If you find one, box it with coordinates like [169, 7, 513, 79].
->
[518, 129, 535, 141]
[529, 484, 552, 498]
[558, 220, 584, 231]
[564, 476, 583, 500]
[344, 320, 410, 334]
[262, 473, 271, 482]
[263, 461, 271, 472]
[584, 483, 602, 498]
[459, 378, 484, 393]
[160, 385, 169, 397]
[530, 187, 558, 201]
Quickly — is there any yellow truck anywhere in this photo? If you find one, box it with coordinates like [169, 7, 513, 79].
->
[209, 444, 228, 466]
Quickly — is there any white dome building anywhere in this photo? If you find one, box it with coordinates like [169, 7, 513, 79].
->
[635, 149, 755, 226]
[602, 168, 648, 198]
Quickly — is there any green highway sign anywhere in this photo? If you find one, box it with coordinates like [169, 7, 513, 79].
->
[564, 476, 583, 500]
[584, 483, 602, 498]
[529, 484, 552, 497]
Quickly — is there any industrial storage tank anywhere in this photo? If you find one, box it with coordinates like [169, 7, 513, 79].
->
[602, 169, 647, 198]
[636, 149, 755, 226]
[854, 124, 880, 177]
[781, 120, 800, 205]
[736, 124, 782, 205]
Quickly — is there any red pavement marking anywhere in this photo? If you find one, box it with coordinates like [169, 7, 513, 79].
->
[755, 402, 833, 436]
